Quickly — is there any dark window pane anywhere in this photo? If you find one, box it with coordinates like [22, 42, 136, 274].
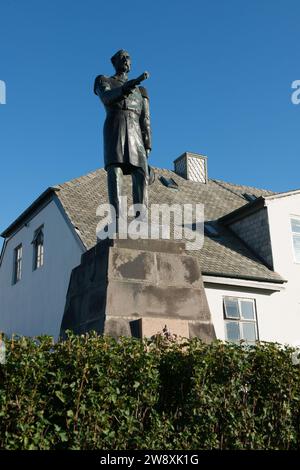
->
[240, 300, 255, 320]
[243, 193, 257, 202]
[204, 223, 219, 237]
[225, 321, 240, 342]
[224, 298, 240, 319]
[159, 176, 178, 189]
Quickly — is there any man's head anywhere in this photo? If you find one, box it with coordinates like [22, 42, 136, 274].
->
[111, 50, 131, 74]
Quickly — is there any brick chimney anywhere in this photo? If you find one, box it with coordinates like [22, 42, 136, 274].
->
[174, 152, 208, 183]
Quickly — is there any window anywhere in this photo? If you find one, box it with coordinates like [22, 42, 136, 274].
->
[243, 193, 257, 202]
[159, 176, 178, 189]
[32, 226, 44, 270]
[291, 218, 300, 263]
[224, 297, 258, 344]
[204, 222, 220, 237]
[13, 245, 22, 284]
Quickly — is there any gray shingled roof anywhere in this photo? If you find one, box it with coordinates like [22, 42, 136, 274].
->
[55, 167, 283, 283]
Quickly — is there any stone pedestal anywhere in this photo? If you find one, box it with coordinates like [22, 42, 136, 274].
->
[60, 238, 216, 342]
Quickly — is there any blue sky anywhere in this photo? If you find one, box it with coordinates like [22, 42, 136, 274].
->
[0, 0, 300, 233]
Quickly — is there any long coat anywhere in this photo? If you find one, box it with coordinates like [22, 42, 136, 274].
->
[94, 74, 151, 175]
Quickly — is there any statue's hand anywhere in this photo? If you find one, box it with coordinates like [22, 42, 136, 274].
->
[146, 149, 151, 158]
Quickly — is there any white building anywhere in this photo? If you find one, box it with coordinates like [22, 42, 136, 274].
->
[1, 152, 300, 343]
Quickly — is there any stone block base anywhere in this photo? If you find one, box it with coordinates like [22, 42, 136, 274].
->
[60, 238, 216, 342]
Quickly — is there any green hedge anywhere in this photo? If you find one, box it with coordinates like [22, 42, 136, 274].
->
[1, 333, 300, 450]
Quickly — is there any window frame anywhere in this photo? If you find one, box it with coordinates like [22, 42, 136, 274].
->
[159, 176, 178, 190]
[223, 296, 259, 344]
[13, 244, 23, 285]
[290, 216, 300, 264]
[32, 225, 44, 271]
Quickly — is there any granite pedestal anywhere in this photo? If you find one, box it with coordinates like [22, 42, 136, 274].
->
[60, 238, 216, 342]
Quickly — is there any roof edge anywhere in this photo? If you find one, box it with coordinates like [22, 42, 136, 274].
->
[201, 270, 285, 284]
[265, 188, 300, 200]
[219, 196, 265, 225]
[1, 187, 59, 238]
[211, 178, 275, 196]
[202, 274, 285, 291]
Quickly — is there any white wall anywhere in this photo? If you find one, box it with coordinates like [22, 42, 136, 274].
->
[263, 194, 300, 344]
[204, 193, 300, 345]
[0, 198, 84, 339]
[204, 283, 300, 344]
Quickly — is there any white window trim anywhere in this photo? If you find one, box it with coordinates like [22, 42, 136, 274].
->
[32, 225, 44, 271]
[13, 244, 22, 285]
[223, 297, 259, 343]
[290, 215, 300, 264]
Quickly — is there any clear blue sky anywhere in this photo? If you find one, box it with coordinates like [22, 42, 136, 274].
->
[1, 0, 300, 233]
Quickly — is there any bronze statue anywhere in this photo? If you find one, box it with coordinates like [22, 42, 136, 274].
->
[94, 50, 152, 227]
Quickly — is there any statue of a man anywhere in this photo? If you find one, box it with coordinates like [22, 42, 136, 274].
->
[94, 50, 152, 227]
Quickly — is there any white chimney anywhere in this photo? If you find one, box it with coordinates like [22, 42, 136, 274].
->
[174, 152, 208, 183]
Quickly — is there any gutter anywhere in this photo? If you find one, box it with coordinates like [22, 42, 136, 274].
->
[201, 270, 285, 285]
[202, 274, 285, 292]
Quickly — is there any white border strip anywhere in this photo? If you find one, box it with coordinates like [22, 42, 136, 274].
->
[203, 275, 285, 292]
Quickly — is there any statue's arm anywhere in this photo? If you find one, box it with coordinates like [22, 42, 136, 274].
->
[94, 75, 125, 106]
[139, 87, 152, 153]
